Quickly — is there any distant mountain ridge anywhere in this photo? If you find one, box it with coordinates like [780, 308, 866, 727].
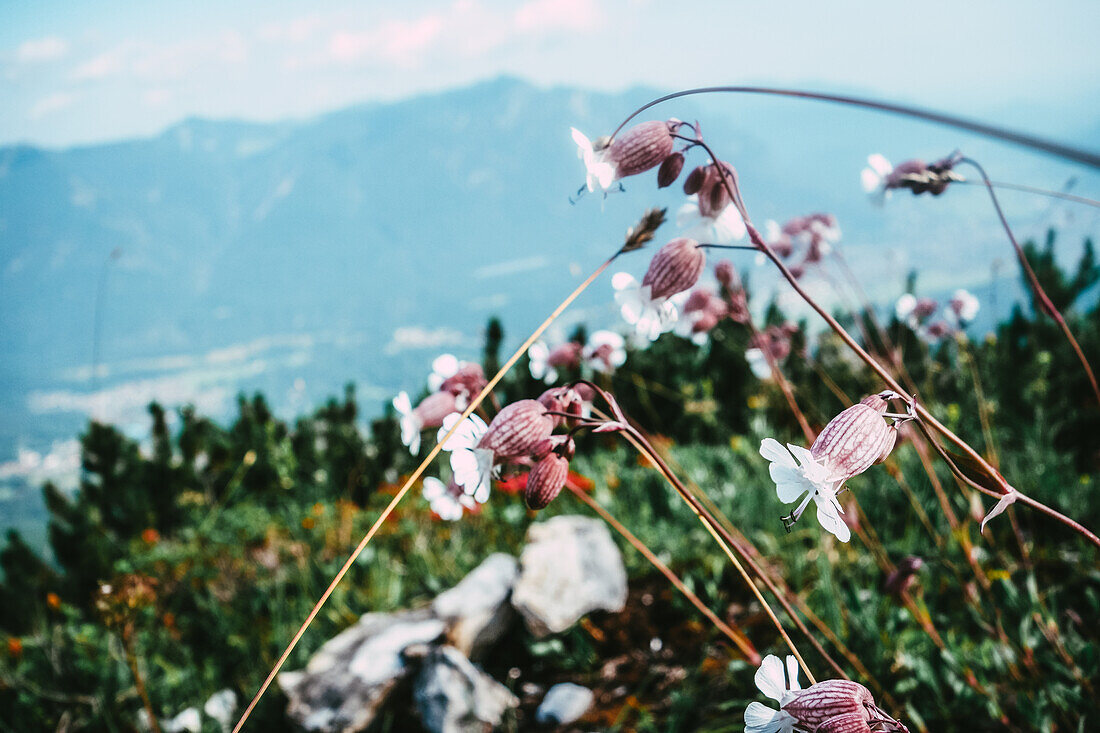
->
[1, 75, 1098, 542]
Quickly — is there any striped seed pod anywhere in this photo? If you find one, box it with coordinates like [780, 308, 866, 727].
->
[642, 237, 706, 300]
[657, 152, 685, 188]
[524, 453, 570, 510]
[781, 680, 874, 730]
[810, 393, 898, 482]
[813, 712, 873, 733]
[607, 121, 675, 178]
[477, 400, 555, 459]
[413, 391, 460, 428]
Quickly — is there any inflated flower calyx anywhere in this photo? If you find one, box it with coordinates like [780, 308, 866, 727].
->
[642, 238, 706, 300]
[810, 392, 900, 483]
[607, 120, 676, 178]
[814, 712, 874, 733]
[657, 152, 685, 188]
[781, 680, 874, 729]
[414, 391, 462, 426]
[683, 165, 707, 194]
[477, 400, 555, 459]
[524, 453, 570, 510]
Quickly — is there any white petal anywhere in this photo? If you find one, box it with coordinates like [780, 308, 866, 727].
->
[612, 271, 638, 292]
[895, 293, 917, 321]
[422, 477, 446, 501]
[712, 205, 747, 242]
[754, 655, 788, 701]
[861, 167, 883, 193]
[746, 348, 771, 380]
[784, 655, 801, 692]
[814, 494, 851, 542]
[401, 414, 422, 455]
[392, 391, 412, 416]
[868, 153, 893, 177]
[759, 438, 796, 467]
[676, 198, 701, 229]
[570, 127, 593, 153]
[744, 702, 793, 733]
[432, 354, 460, 380]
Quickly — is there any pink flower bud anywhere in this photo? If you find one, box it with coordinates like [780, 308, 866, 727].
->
[657, 152, 685, 188]
[781, 680, 875, 729]
[683, 165, 707, 195]
[413, 391, 459, 428]
[683, 288, 713, 314]
[811, 394, 898, 482]
[607, 121, 675, 179]
[913, 297, 938, 320]
[524, 453, 570, 510]
[642, 238, 706, 300]
[697, 162, 735, 219]
[477, 400, 554, 459]
[715, 260, 736, 288]
[547, 342, 583, 368]
[537, 386, 586, 428]
[440, 363, 487, 398]
[813, 712, 874, 733]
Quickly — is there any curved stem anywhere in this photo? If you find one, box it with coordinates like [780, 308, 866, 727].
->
[232, 255, 616, 732]
[670, 132, 1100, 549]
[611, 86, 1100, 169]
[960, 156, 1100, 407]
[955, 178, 1100, 210]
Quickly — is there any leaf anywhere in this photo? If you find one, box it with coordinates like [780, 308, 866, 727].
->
[620, 207, 667, 254]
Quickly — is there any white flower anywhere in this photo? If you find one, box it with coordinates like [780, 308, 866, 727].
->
[427, 353, 461, 393]
[612, 272, 679, 341]
[584, 329, 627, 373]
[571, 127, 616, 193]
[948, 288, 980, 325]
[392, 391, 421, 454]
[528, 341, 557, 384]
[676, 195, 746, 244]
[759, 438, 850, 542]
[894, 293, 917, 324]
[745, 348, 772, 380]
[672, 308, 709, 345]
[861, 153, 893, 199]
[422, 477, 477, 521]
[744, 654, 801, 733]
[438, 413, 494, 503]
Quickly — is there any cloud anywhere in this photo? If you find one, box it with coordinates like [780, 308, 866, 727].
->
[72, 47, 128, 81]
[384, 326, 465, 355]
[16, 36, 69, 64]
[473, 255, 548, 279]
[514, 0, 603, 32]
[29, 91, 77, 119]
[328, 14, 445, 65]
[0, 440, 81, 492]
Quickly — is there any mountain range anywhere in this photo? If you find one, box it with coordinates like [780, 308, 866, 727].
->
[2, 75, 1098, 546]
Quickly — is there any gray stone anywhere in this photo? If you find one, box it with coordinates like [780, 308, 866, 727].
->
[414, 646, 519, 733]
[535, 683, 594, 725]
[279, 608, 446, 732]
[432, 553, 518, 658]
[511, 515, 628, 636]
[203, 688, 238, 733]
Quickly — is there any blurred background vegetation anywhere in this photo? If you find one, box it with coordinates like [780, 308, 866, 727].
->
[1, 233, 1098, 732]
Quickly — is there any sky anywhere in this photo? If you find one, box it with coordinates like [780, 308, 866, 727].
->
[2, 0, 1099, 148]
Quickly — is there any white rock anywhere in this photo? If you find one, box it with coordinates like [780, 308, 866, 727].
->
[511, 515, 628, 636]
[432, 553, 518, 658]
[535, 683, 594, 725]
[203, 688, 238, 733]
[279, 608, 446, 732]
[414, 646, 518, 733]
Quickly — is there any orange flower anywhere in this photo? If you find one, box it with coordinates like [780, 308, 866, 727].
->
[301, 517, 315, 530]
[141, 528, 160, 545]
[46, 592, 61, 611]
[7, 637, 22, 658]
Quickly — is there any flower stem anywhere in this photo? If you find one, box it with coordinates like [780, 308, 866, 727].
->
[566, 483, 762, 663]
[960, 156, 1100, 407]
[610, 86, 1100, 169]
[231, 254, 617, 733]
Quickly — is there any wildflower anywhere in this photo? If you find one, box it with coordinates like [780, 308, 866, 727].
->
[948, 288, 980, 326]
[529, 340, 582, 384]
[422, 477, 477, 521]
[861, 153, 959, 201]
[675, 288, 725, 344]
[677, 194, 746, 244]
[895, 294, 937, 328]
[525, 452, 571, 510]
[537, 385, 589, 426]
[584, 330, 627, 373]
[860, 153, 894, 198]
[438, 413, 494, 503]
[763, 220, 794, 259]
[746, 325, 795, 380]
[427, 354, 462, 392]
[760, 392, 908, 541]
[744, 654, 801, 733]
[613, 272, 678, 341]
[393, 390, 461, 455]
[922, 321, 950, 343]
[439, 362, 487, 399]
[571, 120, 675, 193]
